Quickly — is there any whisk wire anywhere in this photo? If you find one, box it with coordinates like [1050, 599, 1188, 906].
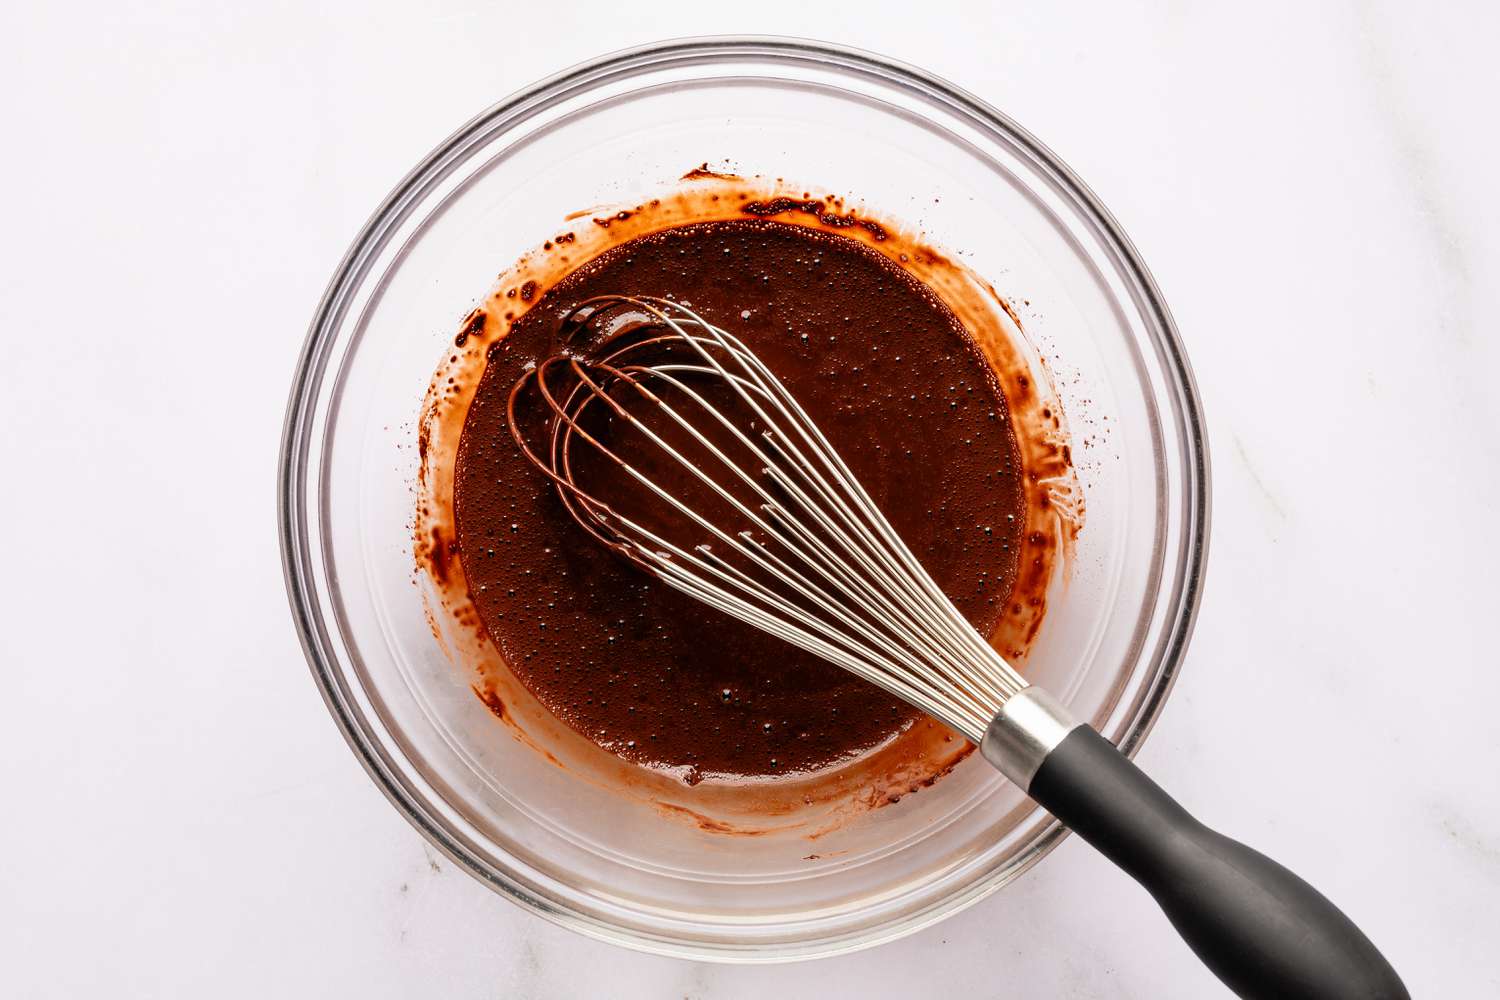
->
[506, 295, 1028, 741]
[645, 307, 1015, 708]
[536, 356, 979, 719]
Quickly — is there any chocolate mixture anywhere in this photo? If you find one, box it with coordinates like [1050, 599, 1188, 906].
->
[454, 220, 1027, 778]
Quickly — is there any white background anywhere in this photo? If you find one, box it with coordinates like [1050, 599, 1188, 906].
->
[3, 2, 1497, 997]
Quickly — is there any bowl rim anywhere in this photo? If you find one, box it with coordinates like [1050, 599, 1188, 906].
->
[278, 33, 1211, 961]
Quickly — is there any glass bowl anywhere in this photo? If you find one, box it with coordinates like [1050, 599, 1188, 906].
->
[279, 36, 1209, 961]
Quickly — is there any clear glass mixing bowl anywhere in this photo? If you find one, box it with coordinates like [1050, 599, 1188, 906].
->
[279, 36, 1209, 961]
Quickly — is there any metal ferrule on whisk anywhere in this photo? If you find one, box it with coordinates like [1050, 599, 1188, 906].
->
[980, 686, 1080, 790]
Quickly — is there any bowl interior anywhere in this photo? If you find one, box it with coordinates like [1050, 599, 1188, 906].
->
[287, 39, 1203, 960]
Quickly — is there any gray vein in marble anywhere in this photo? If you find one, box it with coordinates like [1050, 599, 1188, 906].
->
[678, 961, 716, 1000]
[1432, 802, 1500, 880]
[1351, 3, 1472, 346]
[1232, 432, 1288, 532]
[1351, 5, 1500, 501]
[519, 937, 543, 988]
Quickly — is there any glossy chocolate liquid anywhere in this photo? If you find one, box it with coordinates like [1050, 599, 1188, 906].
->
[454, 220, 1027, 778]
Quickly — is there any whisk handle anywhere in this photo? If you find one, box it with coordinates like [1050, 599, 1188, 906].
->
[1026, 723, 1408, 1000]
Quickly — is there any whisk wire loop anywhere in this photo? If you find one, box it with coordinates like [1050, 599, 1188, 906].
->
[506, 295, 1028, 741]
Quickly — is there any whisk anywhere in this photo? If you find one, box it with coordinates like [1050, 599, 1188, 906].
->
[507, 295, 1407, 1000]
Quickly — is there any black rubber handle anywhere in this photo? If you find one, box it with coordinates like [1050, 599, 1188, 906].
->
[1029, 726, 1408, 999]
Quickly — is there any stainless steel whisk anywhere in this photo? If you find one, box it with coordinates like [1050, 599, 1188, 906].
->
[508, 295, 1406, 1000]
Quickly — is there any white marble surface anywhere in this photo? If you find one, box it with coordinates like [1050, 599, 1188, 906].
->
[3, 2, 1498, 996]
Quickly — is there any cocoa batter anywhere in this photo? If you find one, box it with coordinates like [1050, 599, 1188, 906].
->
[453, 219, 1029, 778]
